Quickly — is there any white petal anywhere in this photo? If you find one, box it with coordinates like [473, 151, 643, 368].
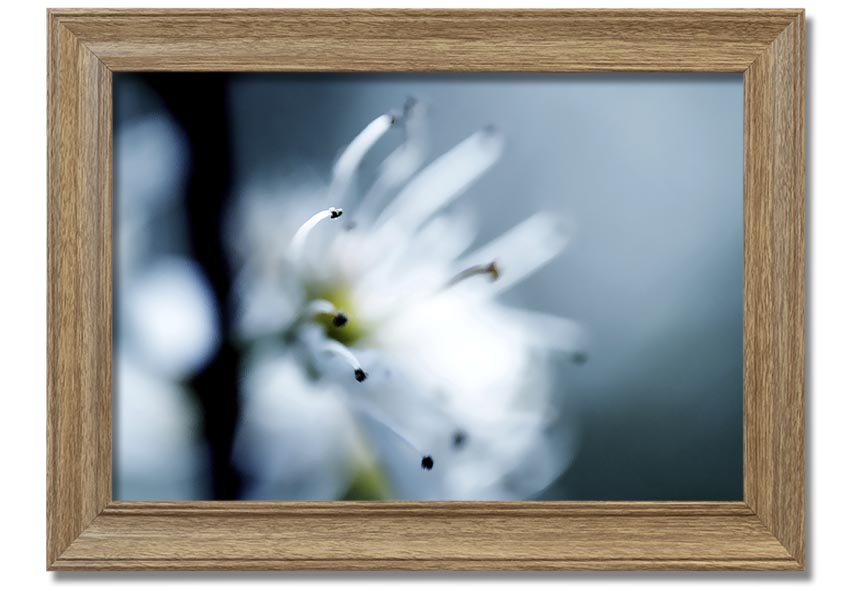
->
[115, 115, 188, 273]
[124, 258, 219, 379]
[410, 212, 478, 265]
[328, 113, 395, 205]
[306, 298, 337, 316]
[113, 355, 208, 500]
[288, 207, 342, 263]
[460, 212, 570, 295]
[349, 395, 429, 460]
[375, 128, 503, 235]
[321, 338, 364, 372]
[232, 347, 362, 500]
[498, 307, 585, 352]
[355, 100, 429, 223]
[350, 212, 476, 314]
[116, 115, 187, 220]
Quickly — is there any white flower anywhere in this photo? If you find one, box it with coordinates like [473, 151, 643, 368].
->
[230, 102, 582, 500]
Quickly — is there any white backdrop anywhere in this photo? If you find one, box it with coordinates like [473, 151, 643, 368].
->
[1, 0, 845, 596]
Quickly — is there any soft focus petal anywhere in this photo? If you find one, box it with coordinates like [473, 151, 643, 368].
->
[115, 114, 188, 276]
[328, 113, 395, 206]
[375, 128, 503, 235]
[232, 345, 364, 500]
[116, 115, 188, 221]
[124, 257, 220, 379]
[113, 355, 208, 500]
[355, 99, 429, 223]
[357, 354, 571, 500]
[497, 307, 586, 353]
[459, 212, 570, 295]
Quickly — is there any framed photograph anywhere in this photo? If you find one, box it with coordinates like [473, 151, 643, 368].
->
[47, 9, 805, 570]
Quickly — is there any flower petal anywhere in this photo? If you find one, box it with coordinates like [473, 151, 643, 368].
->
[498, 306, 585, 353]
[459, 212, 570, 295]
[328, 113, 395, 205]
[375, 127, 503, 235]
[355, 99, 429, 224]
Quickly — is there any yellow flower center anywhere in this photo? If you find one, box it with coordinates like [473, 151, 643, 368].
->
[305, 283, 368, 346]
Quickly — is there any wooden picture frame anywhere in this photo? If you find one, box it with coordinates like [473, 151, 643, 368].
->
[47, 9, 805, 571]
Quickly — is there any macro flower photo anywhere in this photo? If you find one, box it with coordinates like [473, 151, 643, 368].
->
[113, 73, 744, 501]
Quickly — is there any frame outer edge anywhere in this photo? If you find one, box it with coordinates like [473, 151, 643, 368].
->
[47, 9, 806, 571]
[743, 10, 806, 568]
[47, 13, 113, 568]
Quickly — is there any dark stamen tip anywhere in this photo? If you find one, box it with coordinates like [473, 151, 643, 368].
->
[332, 312, 348, 327]
[452, 430, 468, 449]
[354, 368, 368, 382]
[421, 456, 434, 470]
[329, 208, 343, 219]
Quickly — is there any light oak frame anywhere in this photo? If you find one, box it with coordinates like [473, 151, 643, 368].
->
[47, 9, 805, 571]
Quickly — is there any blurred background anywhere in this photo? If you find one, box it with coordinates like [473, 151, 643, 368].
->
[113, 72, 743, 501]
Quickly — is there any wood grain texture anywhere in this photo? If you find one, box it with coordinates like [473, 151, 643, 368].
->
[743, 10, 806, 567]
[47, 12, 112, 568]
[52, 9, 801, 72]
[46, 9, 806, 571]
[51, 502, 794, 571]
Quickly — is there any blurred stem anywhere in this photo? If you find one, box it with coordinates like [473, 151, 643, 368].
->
[144, 74, 242, 500]
[342, 463, 392, 501]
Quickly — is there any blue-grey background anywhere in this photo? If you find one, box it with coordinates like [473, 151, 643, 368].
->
[114, 73, 744, 500]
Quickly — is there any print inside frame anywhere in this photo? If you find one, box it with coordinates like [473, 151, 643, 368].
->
[48, 9, 805, 570]
[113, 70, 746, 504]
